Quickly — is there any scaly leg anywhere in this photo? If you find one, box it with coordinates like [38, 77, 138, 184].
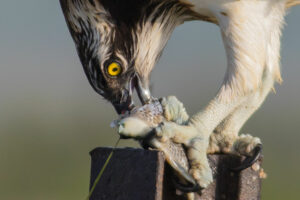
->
[156, 95, 248, 188]
[208, 69, 275, 170]
[156, 0, 287, 189]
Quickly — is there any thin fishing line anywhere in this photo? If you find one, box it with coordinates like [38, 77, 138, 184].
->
[87, 137, 121, 200]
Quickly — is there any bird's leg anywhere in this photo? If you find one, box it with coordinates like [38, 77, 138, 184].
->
[157, 95, 249, 144]
[207, 103, 263, 171]
[156, 91, 260, 188]
[156, 82, 270, 187]
[205, 0, 287, 169]
[156, 96, 212, 188]
[158, 0, 287, 189]
[156, 95, 247, 188]
[195, 0, 287, 173]
[156, 91, 255, 188]
[208, 69, 275, 170]
[156, 11, 283, 184]
[207, 96, 264, 155]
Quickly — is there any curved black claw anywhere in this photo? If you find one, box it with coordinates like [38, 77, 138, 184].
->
[171, 175, 202, 193]
[230, 144, 263, 171]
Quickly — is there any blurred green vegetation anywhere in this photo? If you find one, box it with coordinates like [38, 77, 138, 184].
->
[0, 97, 138, 200]
[0, 93, 300, 200]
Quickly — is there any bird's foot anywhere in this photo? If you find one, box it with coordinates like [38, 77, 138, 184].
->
[155, 122, 212, 193]
[186, 192, 195, 200]
[231, 134, 263, 171]
[187, 138, 213, 190]
[189, 165, 213, 190]
[157, 126, 213, 190]
[156, 96, 199, 144]
[171, 175, 201, 193]
[155, 123, 213, 189]
[160, 96, 189, 124]
[157, 96, 213, 190]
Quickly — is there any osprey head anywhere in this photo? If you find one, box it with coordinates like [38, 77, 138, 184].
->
[60, 0, 194, 114]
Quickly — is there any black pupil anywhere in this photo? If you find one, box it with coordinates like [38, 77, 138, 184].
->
[112, 67, 118, 72]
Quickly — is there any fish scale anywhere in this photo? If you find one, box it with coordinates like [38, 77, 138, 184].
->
[127, 100, 197, 187]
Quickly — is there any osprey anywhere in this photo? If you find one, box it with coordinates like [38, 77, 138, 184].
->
[60, 0, 299, 193]
[60, 0, 203, 114]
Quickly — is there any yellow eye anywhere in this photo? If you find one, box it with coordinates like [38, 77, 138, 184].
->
[107, 62, 122, 76]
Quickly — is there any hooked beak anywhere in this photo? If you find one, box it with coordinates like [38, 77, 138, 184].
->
[135, 74, 151, 105]
[112, 73, 152, 115]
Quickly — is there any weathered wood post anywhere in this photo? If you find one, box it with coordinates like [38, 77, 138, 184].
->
[89, 147, 263, 200]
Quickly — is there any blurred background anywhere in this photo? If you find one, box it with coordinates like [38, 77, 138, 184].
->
[0, 1, 299, 199]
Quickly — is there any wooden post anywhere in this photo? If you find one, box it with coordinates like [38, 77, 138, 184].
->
[89, 147, 262, 200]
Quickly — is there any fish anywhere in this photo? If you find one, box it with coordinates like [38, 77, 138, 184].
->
[115, 100, 198, 191]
